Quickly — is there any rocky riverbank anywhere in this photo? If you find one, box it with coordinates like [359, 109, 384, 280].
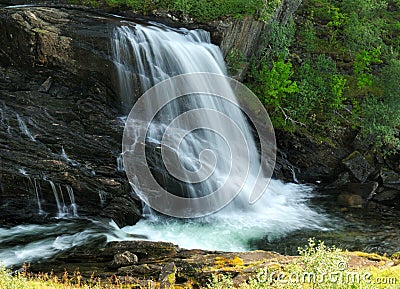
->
[25, 239, 399, 288]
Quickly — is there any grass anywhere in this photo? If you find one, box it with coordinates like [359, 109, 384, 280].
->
[0, 266, 114, 289]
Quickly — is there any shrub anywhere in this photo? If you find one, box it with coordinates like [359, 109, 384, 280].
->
[250, 57, 299, 130]
[259, 19, 296, 61]
[360, 59, 400, 154]
[353, 47, 383, 89]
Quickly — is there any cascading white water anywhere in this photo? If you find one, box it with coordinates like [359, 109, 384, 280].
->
[33, 178, 45, 215]
[111, 23, 329, 251]
[47, 180, 78, 218]
[66, 185, 78, 217]
[16, 113, 35, 141]
[19, 168, 45, 215]
[98, 190, 107, 207]
[61, 146, 78, 167]
[48, 180, 64, 217]
[116, 153, 124, 172]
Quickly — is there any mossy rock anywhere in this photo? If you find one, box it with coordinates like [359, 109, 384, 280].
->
[351, 251, 389, 262]
[391, 252, 400, 260]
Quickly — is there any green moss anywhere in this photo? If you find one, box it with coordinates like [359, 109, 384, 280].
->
[350, 251, 390, 262]
[392, 252, 400, 259]
[167, 272, 175, 285]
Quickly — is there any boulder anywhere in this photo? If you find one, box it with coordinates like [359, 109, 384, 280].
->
[342, 151, 375, 183]
[159, 262, 176, 289]
[339, 182, 379, 200]
[111, 251, 139, 268]
[373, 189, 400, 204]
[336, 182, 378, 208]
[337, 193, 363, 208]
[381, 169, 400, 190]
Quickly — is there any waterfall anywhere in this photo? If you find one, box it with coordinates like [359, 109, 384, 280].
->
[111, 22, 328, 251]
[33, 178, 45, 215]
[47, 181, 78, 218]
[61, 146, 78, 167]
[19, 168, 45, 215]
[66, 185, 78, 217]
[111, 24, 226, 112]
[112, 24, 260, 206]
[48, 180, 64, 217]
[116, 153, 124, 172]
[98, 190, 107, 207]
[16, 113, 36, 141]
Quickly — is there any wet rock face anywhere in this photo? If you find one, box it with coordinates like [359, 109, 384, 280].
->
[0, 7, 141, 226]
[0, 6, 122, 106]
[0, 65, 141, 226]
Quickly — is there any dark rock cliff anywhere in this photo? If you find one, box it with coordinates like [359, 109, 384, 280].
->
[0, 7, 141, 226]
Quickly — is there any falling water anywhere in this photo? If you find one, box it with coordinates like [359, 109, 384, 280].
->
[116, 153, 124, 172]
[61, 146, 78, 167]
[47, 181, 79, 218]
[98, 190, 107, 207]
[111, 24, 226, 112]
[33, 179, 45, 215]
[66, 185, 78, 217]
[16, 113, 36, 141]
[111, 23, 329, 251]
[19, 168, 45, 215]
[48, 180, 64, 217]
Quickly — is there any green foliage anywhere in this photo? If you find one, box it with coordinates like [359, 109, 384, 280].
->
[353, 47, 383, 89]
[101, 0, 282, 21]
[326, 6, 347, 29]
[343, 13, 385, 51]
[249, 0, 399, 154]
[326, 5, 348, 42]
[341, 0, 388, 18]
[250, 57, 299, 130]
[68, 0, 101, 7]
[297, 238, 348, 275]
[294, 55, 347, 129]
[300, 18, 318, 52]
[255, 58, 298, 108]
[360, 59, 400, 154]
[260, 19, 296, 61]
[226, 48, 246, 76]
[330, 74, 347, 110]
